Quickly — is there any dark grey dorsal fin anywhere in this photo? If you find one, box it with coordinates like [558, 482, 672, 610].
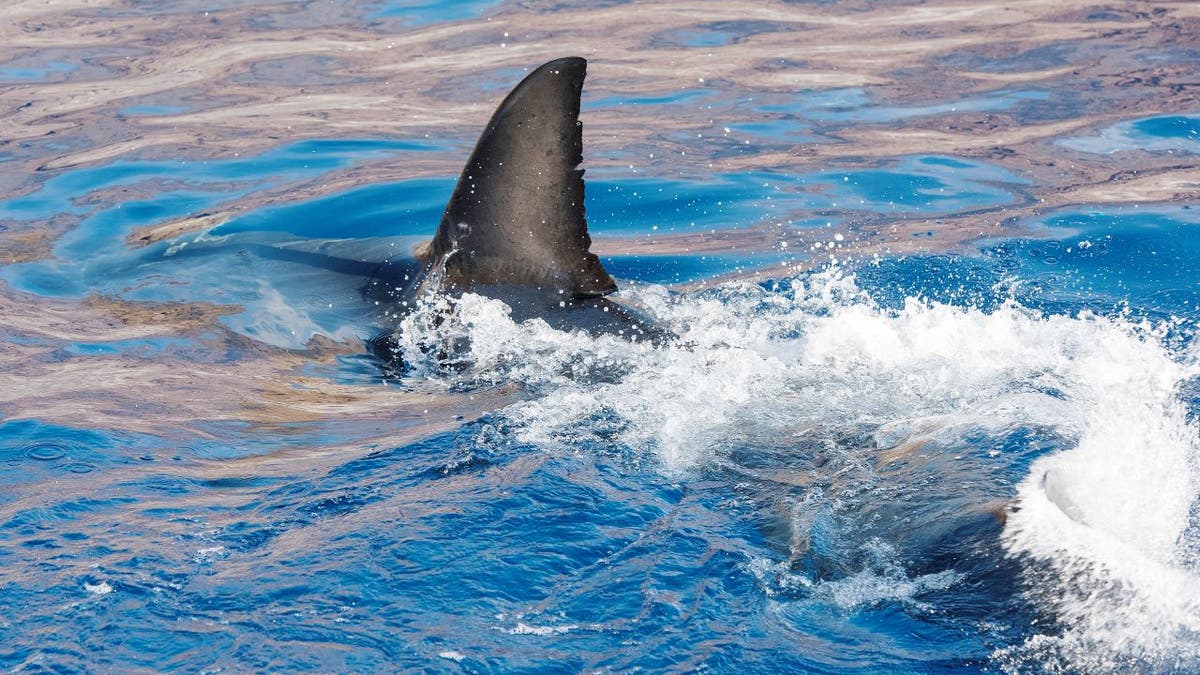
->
[424, 56, 617, 299]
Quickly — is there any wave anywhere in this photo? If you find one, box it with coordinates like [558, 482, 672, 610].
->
[388, 267, 1200, 672]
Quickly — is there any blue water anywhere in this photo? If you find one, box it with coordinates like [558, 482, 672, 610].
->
[0, 60, 76, 83]
[6, 126, 1197, 672]
[3, 5, 1200, 673]
[1060, 113, 1200, 154]
[118, 105, 190, 116]
[760, 87, 1050, 125]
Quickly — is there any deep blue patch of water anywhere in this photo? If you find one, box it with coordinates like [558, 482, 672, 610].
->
[803, 155, 1026, 215]
[362, 0, 506, 25]
[585, 89, 711, 110]
[980, 207, 1200, 317]
[214, 178, 457, 239]
[588, 173, 791, 234]
[0, 419, 164, 488]
[855, 205, 1200, 334]
[1061, 113, 1200, 154]
[1135, 114, 1200, 141]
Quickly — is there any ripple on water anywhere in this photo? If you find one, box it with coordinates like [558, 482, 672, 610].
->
[978, 206, 1200, 318]
[0, 420, 162, 488]
[23, 442, 69, 462]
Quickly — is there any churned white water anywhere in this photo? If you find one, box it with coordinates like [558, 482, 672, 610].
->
[999, 318, 1200, 671]
[391, 268, 1200, 672]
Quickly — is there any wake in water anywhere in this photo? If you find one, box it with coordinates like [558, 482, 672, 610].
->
[386, 266, 1200, 673]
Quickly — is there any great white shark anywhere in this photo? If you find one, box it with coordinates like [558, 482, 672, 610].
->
[366, 56, 663, 362]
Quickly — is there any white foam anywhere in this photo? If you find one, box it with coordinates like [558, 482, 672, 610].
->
[84, 580, 113, 596]
[193, 545, 227, 564]
[507, 622, 578, 636]
[821, 565, 961, 612]
[417, 274, 1122, 470]
[748, 542, 962, 611]
[1000, 314, 1200, 671]
[392, 269, 1200, 670]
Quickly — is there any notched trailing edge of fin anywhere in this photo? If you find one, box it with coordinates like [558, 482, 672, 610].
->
[420, 56, 617, 300]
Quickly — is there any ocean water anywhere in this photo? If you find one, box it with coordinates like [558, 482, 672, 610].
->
[2, 1, 1200, 672]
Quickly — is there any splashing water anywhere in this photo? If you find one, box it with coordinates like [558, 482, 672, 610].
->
[4, 1, 1200, 669]
[389, 267, 1200, 671]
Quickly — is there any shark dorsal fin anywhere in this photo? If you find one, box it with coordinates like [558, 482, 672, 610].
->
[423, 56, 616, 299]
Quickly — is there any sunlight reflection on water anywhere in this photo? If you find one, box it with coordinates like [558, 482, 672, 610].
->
[2, 0, 1200, 672]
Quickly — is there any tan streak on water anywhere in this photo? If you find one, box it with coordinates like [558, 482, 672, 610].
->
[0, 282, 521, 436]
[1, 0, 1198, 442]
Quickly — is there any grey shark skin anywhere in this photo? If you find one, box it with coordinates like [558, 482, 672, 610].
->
[369, 56, 662, 360]
[424, 56, 615, 298]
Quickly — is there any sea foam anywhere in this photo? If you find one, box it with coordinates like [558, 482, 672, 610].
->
[392, 268, 1200, 672]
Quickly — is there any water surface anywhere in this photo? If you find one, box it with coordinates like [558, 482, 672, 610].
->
[2, 1, 1200, 672]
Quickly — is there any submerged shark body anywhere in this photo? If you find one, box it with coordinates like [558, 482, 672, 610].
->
[368, 57, 661, 359]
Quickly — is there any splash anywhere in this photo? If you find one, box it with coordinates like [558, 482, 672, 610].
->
[390, 267, 1200, 671]
[999, 324, 1200, 671]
